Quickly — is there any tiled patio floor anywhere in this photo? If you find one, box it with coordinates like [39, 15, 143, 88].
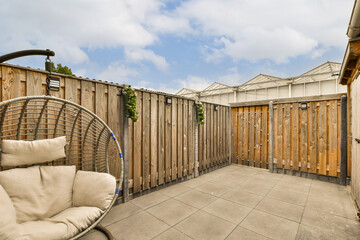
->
[81, 164, 360, 240]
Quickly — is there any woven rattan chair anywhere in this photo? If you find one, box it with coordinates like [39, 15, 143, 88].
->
[0, 95, 123, 240]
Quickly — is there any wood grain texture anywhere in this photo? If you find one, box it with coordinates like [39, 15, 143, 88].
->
[158, 95, 165, 185]
[150, 94, 158, 187]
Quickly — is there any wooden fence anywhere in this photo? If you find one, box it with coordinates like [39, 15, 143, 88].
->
[231, 94, 349, 178]
[0, 64, 230, 197]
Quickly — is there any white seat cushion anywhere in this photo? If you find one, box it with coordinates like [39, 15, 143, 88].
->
[18, 207, 102, 240]
[73, 171, 116, 211]
[0, 165, 76, 223]
[1, 136, 66, 167]
[0, 184, 19, 240]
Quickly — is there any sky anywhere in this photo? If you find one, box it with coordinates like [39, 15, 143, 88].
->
[0, 0, 354, 93]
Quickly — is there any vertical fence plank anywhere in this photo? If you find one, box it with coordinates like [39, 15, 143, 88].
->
[183, 100, 188, 176]
[150, 94, 158, 187]
[328, 100, 338, 177]
[261, 106, 268, 168]
[231, 108, 238, 163]
[255, 106, 261, 167]
[249, 106, 255, 167]
[158, 95, 165, 185]
[300, 105, 308, 172]
[188, 101, 194, 175]
[142, 92, 150, 190]
[277, 104, 283, 168]
[171, 98, 178, 180]
[238, 108, 243, 164]
[214, 105, 218, 165]
[243, 107, 249, 165]
[177, 99, 183, 178]
[309, 102, 317, 173]
[318, 101, 327, 175]
[292, 103, 299, 171]
[165, 97, 172, 183]
[133, 91, 142, 193]
[284, 104, 291, 169]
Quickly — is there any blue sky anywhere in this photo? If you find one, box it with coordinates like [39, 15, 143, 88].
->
[0, 0, 354, 93]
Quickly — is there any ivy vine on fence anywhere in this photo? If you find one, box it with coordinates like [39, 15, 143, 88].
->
[122, 87, 139, 122]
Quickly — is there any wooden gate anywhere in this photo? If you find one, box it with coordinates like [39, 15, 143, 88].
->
[231, 105, 269, 168]
[231, 94, 347, 178]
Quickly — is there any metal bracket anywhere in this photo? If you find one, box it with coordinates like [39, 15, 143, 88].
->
[355, 138, 360, 144]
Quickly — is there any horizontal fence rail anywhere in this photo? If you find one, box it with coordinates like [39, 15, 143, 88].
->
[0, 64, 231, 198]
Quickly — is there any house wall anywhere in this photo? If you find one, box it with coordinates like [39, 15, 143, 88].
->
[350, 75, 360, 206]
[197, 79, 346, 106]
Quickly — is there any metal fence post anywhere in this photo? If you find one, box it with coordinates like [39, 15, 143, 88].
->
[340, 96, 348, 185]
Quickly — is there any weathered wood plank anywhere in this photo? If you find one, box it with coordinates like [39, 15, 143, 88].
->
[133, 91, 142, 193]
[214, 105, 218, 166]
[177, 98, 183, 177]
[95, 84, 106, 121]
[238, 108, 243, 164]
[328, 100, 338, 176]
[292, 103, 300, 171]
[277, 104, 283, 168]
[107, 86, 121, 179]
[309, 102, 317, 173]
[26, 71, 43, 96]
[255, 106, 261, 167]
[142, 92, 150, 189]
[188, 101, 194, 174]
[243, 107, 249, 165]
[300, 104, 308, 172]
[231, 108, 238, 163]
[150, 94, 158, 187]
[318, 101, 327, 175]
[183, 100, 188, 176]
[261, 105, 268, 168]
[284, 104, 291, 169]
[158, 95, 165, 185]
[1, 66, 21, 101]
[171, 98, 178, 180]
[249, 106, 255, 167]
[165, 97, 172, 182]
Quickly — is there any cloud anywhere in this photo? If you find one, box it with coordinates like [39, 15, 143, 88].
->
[125, 48, 169, 71]
[96, 62, 138, 83]
[218, 67, 242, 86]
[175, 75, 212, 91]
[173, 0, 353, 62]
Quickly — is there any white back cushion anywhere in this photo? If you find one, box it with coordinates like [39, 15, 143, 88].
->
[73, 171, 116, 211]
[1, 136, 66, 167]
[0, 165, 76, 223]
[0, 184, 19, 240]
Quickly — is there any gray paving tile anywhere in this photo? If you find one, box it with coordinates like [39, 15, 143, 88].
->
[274, 181, 311, 195]
[131, 192, 169, 210]
[256, 197, 304, 222]
[175, 189, 218, 209]
[101, 202, 142, 226]
[306, 195, 357, 220]
[153, 228, 193, 240]
[222, 188, 263, 208]
[226, 226, 270, 240]
[266, 189, 307, 206]
[280, 175, 312, 186]
[180, 178, 207, 188]
[175, 211, 236, 240]
[79, 230, 107, 240]
[107, 211, 170, 240]
[301, 208, 360, 239]
[240, 210, 299, 240]
[146, 199, 198, 226]
[160, 184, 192, 197]
[237, 181, 272, 196]
[203, 198, 252, 224]
[295, 224, 344, 240]
[196, 182, 232, 197]
[211, 176, 244, 188]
